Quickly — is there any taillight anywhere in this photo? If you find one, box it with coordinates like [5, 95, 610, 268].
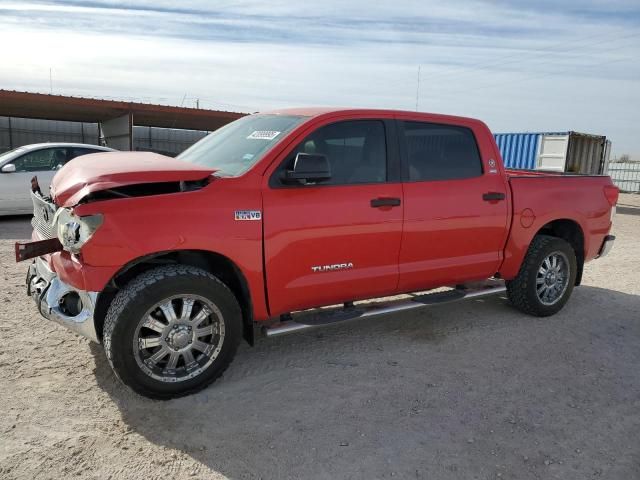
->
[604, 185, 619, 206]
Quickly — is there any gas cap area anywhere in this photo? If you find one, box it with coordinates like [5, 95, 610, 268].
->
[520, 208, 536, 228]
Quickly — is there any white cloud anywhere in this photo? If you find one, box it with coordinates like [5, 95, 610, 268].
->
[0, 0, 638, 156]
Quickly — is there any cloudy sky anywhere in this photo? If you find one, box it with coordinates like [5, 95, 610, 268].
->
[0, 0, 639, 156]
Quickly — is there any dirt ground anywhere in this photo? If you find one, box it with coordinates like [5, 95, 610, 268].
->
[0, 195, 639, 480]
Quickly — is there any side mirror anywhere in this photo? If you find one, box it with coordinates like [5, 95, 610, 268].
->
[1, 163, 16, 173]
[285, 153, 331, 183]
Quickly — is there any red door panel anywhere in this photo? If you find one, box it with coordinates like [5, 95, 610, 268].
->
[399, 177, 508, 291]
[263, 183, 403, 315]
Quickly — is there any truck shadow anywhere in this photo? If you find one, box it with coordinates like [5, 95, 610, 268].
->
[89, 285, 640, 479]
[616, 204, 640, 216]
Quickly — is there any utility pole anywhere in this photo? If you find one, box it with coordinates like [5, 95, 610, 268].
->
[415, 65, 421, 111]
[196, 98, 199, 109]
[49, 68, 52, 94]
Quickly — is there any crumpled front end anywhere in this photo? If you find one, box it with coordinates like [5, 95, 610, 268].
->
[17, 152, 224, 343]
[27, 256, 100, 343]
[21, 191, 100, 343]
[15, 192, 63, 262]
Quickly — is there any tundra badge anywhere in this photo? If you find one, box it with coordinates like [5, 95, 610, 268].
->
[311, 262, 354, 273]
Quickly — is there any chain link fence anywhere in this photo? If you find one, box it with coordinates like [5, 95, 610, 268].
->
[608, 162, 640, 193]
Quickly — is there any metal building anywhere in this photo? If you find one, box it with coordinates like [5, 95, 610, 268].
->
[0, 117, 100, 151]
[0, 117, 213, 156]
[0, 90, 244, 153]
[132, 126, 209, 156]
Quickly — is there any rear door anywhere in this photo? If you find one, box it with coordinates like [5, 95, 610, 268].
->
[262, 118, 403, 315]
[397, 119, 509, 291]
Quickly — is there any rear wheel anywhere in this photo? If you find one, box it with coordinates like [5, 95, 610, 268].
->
[506, 235, 577, 317]
[103, 265, 242, 399]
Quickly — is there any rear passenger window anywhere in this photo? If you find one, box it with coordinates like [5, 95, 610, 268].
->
[401, 122, 482, 181]
[279, 120, 387, 185]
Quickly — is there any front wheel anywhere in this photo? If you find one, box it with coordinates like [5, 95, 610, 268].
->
[506, 235, 577, 317]
[103, 265, 242, 399]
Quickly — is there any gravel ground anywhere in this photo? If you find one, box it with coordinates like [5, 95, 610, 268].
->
[1, 195, 639, 480]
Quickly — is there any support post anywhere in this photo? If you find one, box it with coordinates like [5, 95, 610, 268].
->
[8, 116, 13, 149]
[99, 112, 133, 151]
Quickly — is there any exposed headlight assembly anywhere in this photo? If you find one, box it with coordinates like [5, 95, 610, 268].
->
[54, 208, 103, 254]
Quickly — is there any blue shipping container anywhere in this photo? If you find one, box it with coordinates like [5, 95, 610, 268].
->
[493, 133, 540, 170]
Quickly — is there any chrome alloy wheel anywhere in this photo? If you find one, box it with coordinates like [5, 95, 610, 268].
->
[133, 295, 225, 383]
[536, 252, 570, 306]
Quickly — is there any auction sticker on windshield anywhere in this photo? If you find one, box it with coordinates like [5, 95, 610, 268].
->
[247, 131, 280, 140]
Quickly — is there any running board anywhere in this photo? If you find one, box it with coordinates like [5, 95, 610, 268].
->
[263, 279, 507, 337]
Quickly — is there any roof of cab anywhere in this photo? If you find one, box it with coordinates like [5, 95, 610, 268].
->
[264, 107, 352, 117]
[262, 107, 484, 126]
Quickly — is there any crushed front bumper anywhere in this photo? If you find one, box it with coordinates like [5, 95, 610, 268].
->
[27, 257, 100, 343]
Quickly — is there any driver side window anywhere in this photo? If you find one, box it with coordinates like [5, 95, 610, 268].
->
[277, 120, 387, 186]
[11, 148, 68, 172]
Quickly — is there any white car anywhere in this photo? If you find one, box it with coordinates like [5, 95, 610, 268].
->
[0, 143, 115, 215]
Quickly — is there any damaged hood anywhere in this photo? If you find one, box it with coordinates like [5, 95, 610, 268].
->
[51, 152, 216, 207]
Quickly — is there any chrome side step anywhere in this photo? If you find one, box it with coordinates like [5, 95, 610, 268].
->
[263, 279, 507, 338]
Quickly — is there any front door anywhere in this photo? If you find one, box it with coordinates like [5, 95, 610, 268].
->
[262, 119, 403, 316]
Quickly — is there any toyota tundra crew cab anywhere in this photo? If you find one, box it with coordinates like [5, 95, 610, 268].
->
[16, 108, 619, 399]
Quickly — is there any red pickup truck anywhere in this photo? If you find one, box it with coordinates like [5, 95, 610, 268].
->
[17, 108, 618, 399]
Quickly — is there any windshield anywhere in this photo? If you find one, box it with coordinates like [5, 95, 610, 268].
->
[177, 114, 305, 176]
[0, 146, 27, 163]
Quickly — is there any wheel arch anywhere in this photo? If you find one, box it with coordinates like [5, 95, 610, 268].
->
[94, 249, 255, 345]
[533, 218, 585, 285]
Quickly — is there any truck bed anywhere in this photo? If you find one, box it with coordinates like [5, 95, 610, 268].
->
[498, 170, 616, 280]
[506, 168, 609, 178]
